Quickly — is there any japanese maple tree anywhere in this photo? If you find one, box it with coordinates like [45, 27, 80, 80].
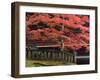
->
[26, 12, 90, 54]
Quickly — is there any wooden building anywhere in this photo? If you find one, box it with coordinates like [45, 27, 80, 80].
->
[26, 44, 89, 64]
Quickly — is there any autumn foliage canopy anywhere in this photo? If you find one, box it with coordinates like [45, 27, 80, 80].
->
[26, 13, 89, 54]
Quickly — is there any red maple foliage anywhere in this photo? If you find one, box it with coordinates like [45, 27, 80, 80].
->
[26, 13, 90, 54]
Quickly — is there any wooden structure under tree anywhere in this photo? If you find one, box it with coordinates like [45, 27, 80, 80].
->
[26, 16, 89, 64]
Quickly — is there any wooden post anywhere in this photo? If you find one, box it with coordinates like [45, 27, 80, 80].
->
[32, 51, 34, 59]
[74, 51, 77, 63]
[28, 49, 31, 59]
[48, 51, 50, 60]
[26, 48, 28, 58]
[42, 51, 44, 60]
[46, 51, 48, 60]
[52, 51, 54, 60]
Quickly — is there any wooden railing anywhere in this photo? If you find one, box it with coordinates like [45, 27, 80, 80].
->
[26, 48, 75, 63]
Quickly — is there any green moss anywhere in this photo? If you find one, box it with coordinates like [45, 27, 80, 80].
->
[26, 59, 75, 67]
